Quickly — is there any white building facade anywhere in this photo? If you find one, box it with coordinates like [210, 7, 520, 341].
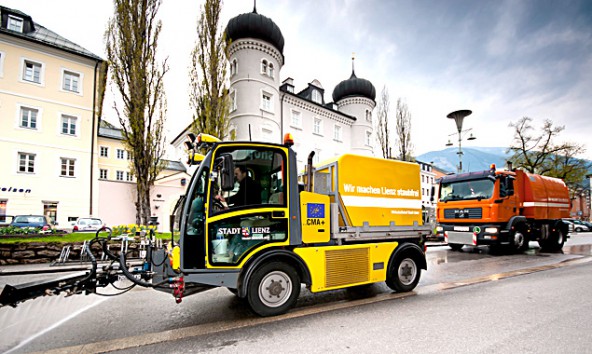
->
[223, 8, 377, 169]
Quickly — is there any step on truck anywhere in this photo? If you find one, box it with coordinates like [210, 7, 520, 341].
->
[1, 134, 432, 316]
[436, 163, 571, 253]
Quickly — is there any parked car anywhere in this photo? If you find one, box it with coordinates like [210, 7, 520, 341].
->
[569, 219, 591, 233]
[70, 217, 105, 233]
[0, 215, 14, 227]
[10, 215, 56, 233]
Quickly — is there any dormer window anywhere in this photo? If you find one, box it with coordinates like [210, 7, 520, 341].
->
[8, 15, 24, 33]
[312, 89, 322, 104]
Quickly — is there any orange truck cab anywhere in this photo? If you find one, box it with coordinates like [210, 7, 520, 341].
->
[436, 164, 571, 252]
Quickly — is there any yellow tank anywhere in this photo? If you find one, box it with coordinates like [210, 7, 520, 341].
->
[315, 154, 423, 227]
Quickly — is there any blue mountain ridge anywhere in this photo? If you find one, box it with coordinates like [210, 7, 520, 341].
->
[416, 147, 511, 173]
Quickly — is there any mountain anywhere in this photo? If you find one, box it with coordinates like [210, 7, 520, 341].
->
[417, 147, 511, 173]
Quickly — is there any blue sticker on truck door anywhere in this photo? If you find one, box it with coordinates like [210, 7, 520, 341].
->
[307, 203, 325, 218]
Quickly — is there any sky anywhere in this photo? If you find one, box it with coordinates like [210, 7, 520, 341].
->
[4, 0, 592, 159]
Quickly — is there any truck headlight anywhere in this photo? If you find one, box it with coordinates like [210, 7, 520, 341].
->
[485, 227, 498, 234]
[436, 226, 443, 232]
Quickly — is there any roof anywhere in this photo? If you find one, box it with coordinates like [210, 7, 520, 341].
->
[332, 70, 376, 103]
[0, 6, 103, 61]
[225, 8, 284, 56]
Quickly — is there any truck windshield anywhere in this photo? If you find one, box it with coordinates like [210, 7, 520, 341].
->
[440, 178, 494, 202]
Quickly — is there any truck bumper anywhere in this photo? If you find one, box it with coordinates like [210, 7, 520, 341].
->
[442, 225, 510, 246]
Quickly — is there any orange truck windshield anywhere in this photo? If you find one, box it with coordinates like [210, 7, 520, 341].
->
[440, 178, 494, 202]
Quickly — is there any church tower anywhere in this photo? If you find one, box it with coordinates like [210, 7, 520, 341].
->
[225, 5, 284, 143]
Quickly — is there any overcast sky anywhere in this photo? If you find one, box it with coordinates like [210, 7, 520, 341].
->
[4, 0, 592, 159]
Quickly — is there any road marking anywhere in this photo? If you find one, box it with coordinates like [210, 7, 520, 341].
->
[31, 256, 592, 354]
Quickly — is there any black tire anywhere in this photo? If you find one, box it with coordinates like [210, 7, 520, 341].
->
[539, 229, 565, 252]
[386, 254, 421, 292]
[247, 262, 300, 317]
[448, 243, 464, 251]
[575, 227, 583, 233]
[511, 230, 529, 253]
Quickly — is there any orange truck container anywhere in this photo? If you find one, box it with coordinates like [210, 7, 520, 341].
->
[436, 164, 571, 252]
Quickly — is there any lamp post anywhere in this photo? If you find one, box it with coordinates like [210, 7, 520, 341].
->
[446, 110, 476, 173]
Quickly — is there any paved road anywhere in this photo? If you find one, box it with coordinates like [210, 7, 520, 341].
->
[1, 233, 592, 353]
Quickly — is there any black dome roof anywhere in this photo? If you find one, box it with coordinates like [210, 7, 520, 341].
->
[225, 9, 284, 54]
[332, 71, 376, 102]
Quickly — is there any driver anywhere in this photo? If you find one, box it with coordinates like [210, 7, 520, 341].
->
[216, 165, 261, 207]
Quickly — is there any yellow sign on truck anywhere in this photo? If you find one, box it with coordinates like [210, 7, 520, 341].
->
[315, 154, 423, 227]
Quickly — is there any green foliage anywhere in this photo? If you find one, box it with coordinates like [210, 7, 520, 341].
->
[0, 226, 57, 236]
[189, 0, 231, 139]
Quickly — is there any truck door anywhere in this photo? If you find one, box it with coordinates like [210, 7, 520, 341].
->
[206, 145, 290, 267]
[498, 175, 517, 219]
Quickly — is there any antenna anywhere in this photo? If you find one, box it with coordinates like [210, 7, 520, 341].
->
[351, 52, 356, 75]
[248, 124, 252, 141]
[253, 0, 257, 13]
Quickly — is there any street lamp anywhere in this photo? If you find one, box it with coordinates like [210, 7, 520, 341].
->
[446, 109, 476, 173]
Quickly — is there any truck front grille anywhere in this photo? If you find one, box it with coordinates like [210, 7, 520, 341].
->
[443, 208, 482, 219]
[325, 248, 369, 288]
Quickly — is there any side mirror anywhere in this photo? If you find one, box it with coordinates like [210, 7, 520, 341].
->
[218, 153, 235, 191]
[430, 186, 436, 203]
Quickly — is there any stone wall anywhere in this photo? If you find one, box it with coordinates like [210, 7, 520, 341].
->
[0, 242, 142, 265]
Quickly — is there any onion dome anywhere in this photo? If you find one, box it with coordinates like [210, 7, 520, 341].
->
[225, 7, 285, 54]
[332, 70, 376, 102]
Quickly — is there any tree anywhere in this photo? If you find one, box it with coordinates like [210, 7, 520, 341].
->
[105, 0, 168, 225]
[189, 0, 231, 139]
[375, 86, 393, 159]
[395, 98, 414, 161]
[507, 116, 590, 192]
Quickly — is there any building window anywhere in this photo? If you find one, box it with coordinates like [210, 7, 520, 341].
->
[117, 149, 125, 159]
[99, 169, 108, 179]
[365, 110, 372, 122]
[8, 15, 24, 32]
[18, 153, 35, 173]
[60, 158, 75, 177]
[127, 151, 132, 160]
[365, 131, 372, 146]
[0, 51, 5, 78]
[23, 60, 42, 83]
[126, 172, 133, 182]
[61, 115, 77, 136]
[261, 59, 268, 75]
[116, 171, 124, 181]
[261, 92, 273, 112]
[312, 89, 322, 104]
[268, 63, 274, 78]
[230, 59, 237, 76]
[290, 110, 301, 128]
[333, 125, 342, 142]
[100, 146, 108, 157]
[62, 70, 80, 93]
[20, 107, 38, 129]
[230, 89, 237, 111]
[313, 118, 322, 135]
[314, 149, 321, 164]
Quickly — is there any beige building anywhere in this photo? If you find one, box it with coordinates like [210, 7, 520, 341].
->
[97, 123, 189, 232]
[0, 6, 104, 226]
[0, 6, 187, 231]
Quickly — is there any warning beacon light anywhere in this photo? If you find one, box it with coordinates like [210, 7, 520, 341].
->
[283, 133, 294, 147]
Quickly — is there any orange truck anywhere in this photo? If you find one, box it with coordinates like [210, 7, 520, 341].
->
[436, 164, 571, 252]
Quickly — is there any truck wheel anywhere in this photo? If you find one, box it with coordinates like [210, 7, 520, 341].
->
[448, 243, 464, 251]
[511, 231, 529, 253]
[386, 255, 421, 292]
[540, 229, 565, 252]
[247, 262, 300, 317]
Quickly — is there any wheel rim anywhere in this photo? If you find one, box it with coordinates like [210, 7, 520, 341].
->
[398, 258, 418, 286]
[258, 270, 292, 308]
[557, 230, 564, 244]
[514, 232, 525, 248]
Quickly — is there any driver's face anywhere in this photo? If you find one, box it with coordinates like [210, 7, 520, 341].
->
[234, 168, 246, 182]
